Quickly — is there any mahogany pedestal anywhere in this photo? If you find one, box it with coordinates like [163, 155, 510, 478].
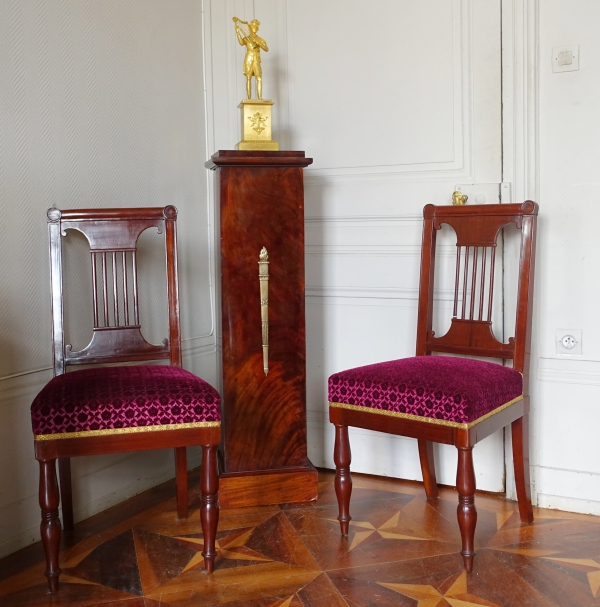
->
[206, 151, 318, 508]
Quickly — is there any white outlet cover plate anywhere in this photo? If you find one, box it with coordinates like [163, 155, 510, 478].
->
[552, 45, 580, 73]
[556, 329, 582, 356]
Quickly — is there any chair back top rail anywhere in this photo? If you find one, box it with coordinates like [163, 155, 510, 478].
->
[47, 206, 181, 375]
[416, 202, 538, 375]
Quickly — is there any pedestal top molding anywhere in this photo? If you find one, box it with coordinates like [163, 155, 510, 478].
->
[206, 150, 314, 169]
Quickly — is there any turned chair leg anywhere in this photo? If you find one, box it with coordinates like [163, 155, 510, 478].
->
[334, 424, 352, 535]
[200, 444, 219, 573]
[512, 414, 534, 524]
[456, 446, 477, 572]
[58, 458, 74, 532]
[418, 439, 439, 499]
[174, 447, 188, 520]
[39, 458, 62, 593]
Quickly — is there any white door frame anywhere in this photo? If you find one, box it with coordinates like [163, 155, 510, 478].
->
[501, 0, 539, 500]
[502, 0, 539, 203]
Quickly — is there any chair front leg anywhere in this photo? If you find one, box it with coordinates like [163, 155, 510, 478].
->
[512, 414, 534, 524]
[39, 458, 62, 592]
[200, 444, 219, 573]
[334, 424, 352, 535]
[456, 446, 477, 572]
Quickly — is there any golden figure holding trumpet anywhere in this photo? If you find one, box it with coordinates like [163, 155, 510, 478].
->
[233, 17, 269, 100]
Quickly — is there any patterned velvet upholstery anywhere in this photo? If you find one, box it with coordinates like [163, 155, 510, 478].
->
[31, 365, 221, 439]
[329, 356, 522, 427]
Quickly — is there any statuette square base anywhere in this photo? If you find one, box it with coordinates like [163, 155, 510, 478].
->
[236, 99, 279, 151]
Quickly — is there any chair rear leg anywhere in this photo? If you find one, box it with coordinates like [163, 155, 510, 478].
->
[456, 446, 477, 572]
[174, 447, 188, 520]
[39, 458, 62, 593]
[512, 414, 534, 524]
[58, 458, 74, 532]
[418, 439, 439, 499]
[200, 444, 219, 573]
[334, 424, 352, 536]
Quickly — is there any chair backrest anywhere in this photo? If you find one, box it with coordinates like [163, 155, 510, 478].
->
[416, 202, 538, 377]
[47, 206, 181, 375]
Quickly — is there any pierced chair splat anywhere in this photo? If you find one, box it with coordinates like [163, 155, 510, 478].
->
[31, 206, 221, 593]
[328, 201, 538, 572]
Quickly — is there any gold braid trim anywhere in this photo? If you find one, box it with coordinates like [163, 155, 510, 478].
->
[329, 395, 523, 430]
[34, 420, 221, 441]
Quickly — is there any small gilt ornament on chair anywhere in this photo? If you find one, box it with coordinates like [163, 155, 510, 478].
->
[233, 16, 278, 150]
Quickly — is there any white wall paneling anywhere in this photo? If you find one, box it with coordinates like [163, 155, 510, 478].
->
[206, 0, 505, 491]
[209, 0, 504, 490]
[206, 0, 600, 519]
[299, 0, 504, 490]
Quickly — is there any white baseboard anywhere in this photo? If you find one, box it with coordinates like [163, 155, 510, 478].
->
[532, 465, 600, 516]
[536, 493, 600, 516]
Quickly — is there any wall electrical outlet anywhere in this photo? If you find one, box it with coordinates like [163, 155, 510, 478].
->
[556, 329, 582, 356]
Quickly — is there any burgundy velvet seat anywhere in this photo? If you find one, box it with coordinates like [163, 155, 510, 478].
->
[329, 202, 538, 573]
[32, 207, 221, 594]
[32, 365, 221, 438]
[329, 356, 523, 427]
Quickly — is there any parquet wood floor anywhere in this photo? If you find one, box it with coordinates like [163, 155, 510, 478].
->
[1, 470, 599, 606]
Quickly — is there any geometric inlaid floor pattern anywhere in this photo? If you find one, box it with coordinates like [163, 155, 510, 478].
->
[1, 470, 600, 606]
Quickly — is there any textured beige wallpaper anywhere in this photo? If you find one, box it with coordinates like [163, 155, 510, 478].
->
[0, 0, 213, 378]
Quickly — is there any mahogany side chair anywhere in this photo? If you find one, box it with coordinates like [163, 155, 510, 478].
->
[329, 202, 538, 572]
[31, 206, 221, 593]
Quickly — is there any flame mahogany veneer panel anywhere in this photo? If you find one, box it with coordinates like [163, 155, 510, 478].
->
[207, 151, 317, 506]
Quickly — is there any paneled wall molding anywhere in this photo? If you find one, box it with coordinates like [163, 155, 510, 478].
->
[537, 357, 600, 386]
[0, 338, 216, 386]
[304, 167, 478, 182]
[306, 245, 456, 258]
[304, 170, 478, 186]
[305, 214, 423, 225]
[0, 368, 51, 405]
[286, 0, 473, 176]
[181, 335, 217, 354]
[306, 285, 455, 302]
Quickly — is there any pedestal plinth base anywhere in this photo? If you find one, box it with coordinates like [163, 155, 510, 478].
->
[218, 464, 318, 508]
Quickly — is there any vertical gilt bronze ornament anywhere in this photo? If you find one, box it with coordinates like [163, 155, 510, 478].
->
[258, 247, 269, 376]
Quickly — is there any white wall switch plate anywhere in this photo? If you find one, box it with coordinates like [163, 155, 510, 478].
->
[552, 45, 579, 73]
[556, 329, 582, 356]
